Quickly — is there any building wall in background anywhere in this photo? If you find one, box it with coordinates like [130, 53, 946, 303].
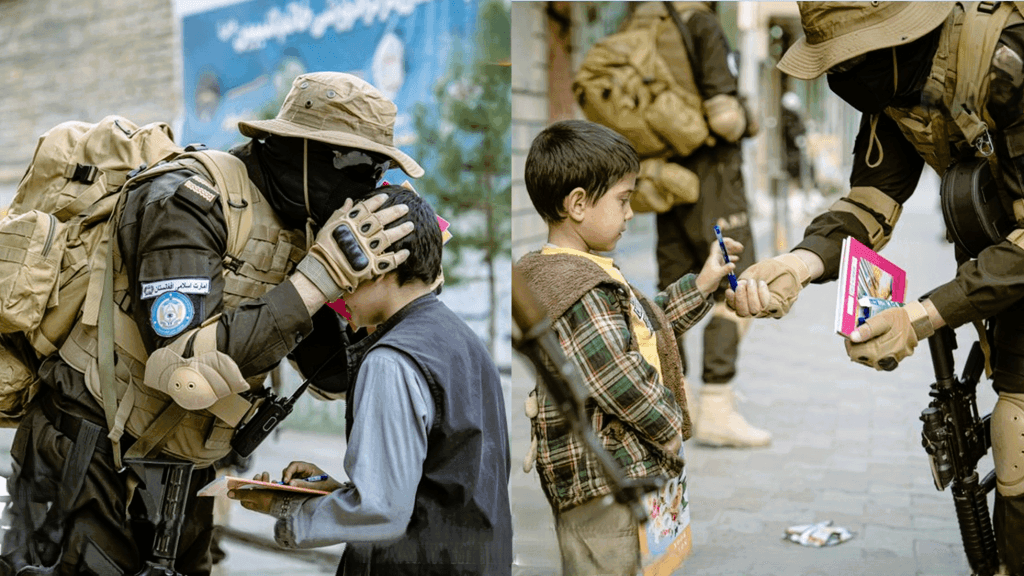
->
[511, 1, 548, 259]
[0, 0, 180, 199]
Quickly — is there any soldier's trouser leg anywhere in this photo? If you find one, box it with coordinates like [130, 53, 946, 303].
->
[702, 300, 750, 385]
[656, 207, 700, 379]
[3, 403, 216, 576]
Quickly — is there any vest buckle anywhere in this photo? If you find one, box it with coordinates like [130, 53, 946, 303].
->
[223, 255, 243, 274]
[978, 1, 999, 14]
[974, 129, 995, 157]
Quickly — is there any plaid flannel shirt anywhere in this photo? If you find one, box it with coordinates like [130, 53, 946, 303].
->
[535, 273, 711, 512]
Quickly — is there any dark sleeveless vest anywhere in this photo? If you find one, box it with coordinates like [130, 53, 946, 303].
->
[341, 294, 513, 576]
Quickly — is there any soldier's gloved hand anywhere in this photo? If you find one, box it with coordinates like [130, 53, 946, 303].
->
[296, 193, 414, 301]
[845, 301, 934, 371]
[734, 253, 811, 318]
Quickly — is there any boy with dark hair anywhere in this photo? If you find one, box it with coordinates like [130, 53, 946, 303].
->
[525, 119, 643, 223]
[516, 119, 742, 575]
[230, 185, 513, 576]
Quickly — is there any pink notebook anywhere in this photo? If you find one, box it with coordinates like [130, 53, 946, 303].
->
[834, 237, 907, 337]
[196, 475, 330, 498]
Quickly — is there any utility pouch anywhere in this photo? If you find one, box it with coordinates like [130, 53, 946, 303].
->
[646, 88, 709, 158]
[0, 210, 66, 333]
[0, 333, 41, 427]
[940, 158, 1015, 258]
[632, 158, 700, 214]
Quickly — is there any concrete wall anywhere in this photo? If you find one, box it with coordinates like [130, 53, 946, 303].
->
[510, 1, 548, 260]
[0, 0, 181, 202]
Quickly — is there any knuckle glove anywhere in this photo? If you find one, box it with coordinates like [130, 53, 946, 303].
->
[844, 301, 932, 371]
[739, 253, 811, 319]
[296, 197, 405, 301]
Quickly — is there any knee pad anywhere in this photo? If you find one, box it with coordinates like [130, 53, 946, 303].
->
[993, 392, 1024, 497]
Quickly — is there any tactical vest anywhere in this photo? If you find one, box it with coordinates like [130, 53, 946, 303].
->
[58, 152, 307, 467]
[885, 2, 1024, 180]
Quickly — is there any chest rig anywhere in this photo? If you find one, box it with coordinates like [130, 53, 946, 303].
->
[59, 151, 308, 468]
[886, 2, 1024, 256]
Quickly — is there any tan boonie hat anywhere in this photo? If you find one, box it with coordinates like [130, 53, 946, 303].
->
[777, 2, 954, 80]
[239, 72, 424, 178]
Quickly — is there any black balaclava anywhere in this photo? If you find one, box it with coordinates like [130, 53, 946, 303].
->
[252, 136, 390, 230]
[827, 26, 942, 114]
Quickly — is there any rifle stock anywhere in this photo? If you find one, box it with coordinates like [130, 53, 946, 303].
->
[920, 326, 999, 575]
[512, 267, 661, 525]
[126, 459, 194, 576]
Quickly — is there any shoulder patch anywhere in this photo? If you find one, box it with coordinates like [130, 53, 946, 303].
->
[151, 291, 196, 338]
[176, 175, 219, 211]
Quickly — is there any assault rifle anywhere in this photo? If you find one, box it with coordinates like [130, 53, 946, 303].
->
[919, 326, 1000, 575]
[512, 267, 662, 525]
[72, 459, 195, 575]
[127, 459, 194, 576]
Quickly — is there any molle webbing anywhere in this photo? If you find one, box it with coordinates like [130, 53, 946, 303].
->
[887, 3, 1023, 173]
[57, 153, 301, 467]
[950, 1, 1017, 154]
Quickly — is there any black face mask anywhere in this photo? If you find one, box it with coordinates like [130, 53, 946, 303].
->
[827, 28, 941, 114]
[254, 137, 391, 229]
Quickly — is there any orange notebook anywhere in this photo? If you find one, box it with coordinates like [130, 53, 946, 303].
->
[196, 475, 330, 498]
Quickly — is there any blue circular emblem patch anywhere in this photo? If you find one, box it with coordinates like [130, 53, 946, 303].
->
[151, 291, 195, 338]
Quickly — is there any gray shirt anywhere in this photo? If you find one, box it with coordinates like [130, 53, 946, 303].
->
[274, 347, 435, 548]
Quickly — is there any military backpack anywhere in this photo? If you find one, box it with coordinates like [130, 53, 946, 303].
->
[572, 2, 711, 213]
[0, 115, 250, 426]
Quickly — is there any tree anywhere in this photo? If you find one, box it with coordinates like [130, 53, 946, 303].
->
[412, 0, 511, 357]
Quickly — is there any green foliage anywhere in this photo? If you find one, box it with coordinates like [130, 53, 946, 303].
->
[412, 0, 511, 286]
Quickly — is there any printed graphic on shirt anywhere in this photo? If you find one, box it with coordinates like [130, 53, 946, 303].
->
[151, 291, 195, 338]
[631, 296, 655, 335]
[141, 278, 211, 300]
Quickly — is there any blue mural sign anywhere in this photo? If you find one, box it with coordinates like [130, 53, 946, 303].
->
[180, 0, 478, 165]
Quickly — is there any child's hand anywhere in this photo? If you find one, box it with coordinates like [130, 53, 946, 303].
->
[283, 461, 344, 492]
[696, 237, 742, 297]
[662, 434, 682, 455]
[226, 471, 277, 515]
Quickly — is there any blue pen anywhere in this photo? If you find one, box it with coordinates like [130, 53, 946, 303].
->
[274, 474, 329, 484]
[714, 225, 739, 290]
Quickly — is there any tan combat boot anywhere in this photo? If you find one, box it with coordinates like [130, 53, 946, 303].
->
[694, 384, 771, 447]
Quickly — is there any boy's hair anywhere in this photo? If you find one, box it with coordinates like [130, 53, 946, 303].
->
[524, 119, 640, 223]
[376, 185, 442, 287]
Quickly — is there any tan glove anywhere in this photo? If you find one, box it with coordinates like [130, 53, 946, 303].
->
[845, 300, 934, 371]
[737, 253, 812, 318]
[296, 193, 413, 301]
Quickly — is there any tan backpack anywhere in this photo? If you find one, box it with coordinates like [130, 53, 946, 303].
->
[0, 115, 249, 426]
[572, 3, 709, 213]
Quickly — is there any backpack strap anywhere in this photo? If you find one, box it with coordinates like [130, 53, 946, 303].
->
[98, 216, 122, 470]
[185, 150, 254, 259]
[662, 1, 701, 87]
[949, 1, 1017, 156]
